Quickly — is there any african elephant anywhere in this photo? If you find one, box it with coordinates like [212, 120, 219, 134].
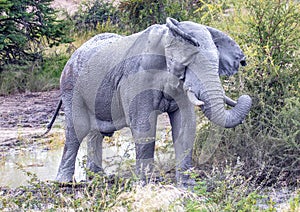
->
[47, 18, 252, 187]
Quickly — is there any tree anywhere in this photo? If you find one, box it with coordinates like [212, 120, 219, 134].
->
[0, 0, 71, 70]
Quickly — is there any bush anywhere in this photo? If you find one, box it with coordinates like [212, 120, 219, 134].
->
[118, 0, 201, 33]
[71, 0, 119, 34]
[194, 0, 300, 186]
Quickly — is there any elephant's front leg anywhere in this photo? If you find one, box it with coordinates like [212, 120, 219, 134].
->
[130, 112, 158, 184]
[168, 107, 196, 187]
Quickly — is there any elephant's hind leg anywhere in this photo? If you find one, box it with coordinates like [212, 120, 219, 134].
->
[87, 130, 104, 175]
[56, 93, 90, 183]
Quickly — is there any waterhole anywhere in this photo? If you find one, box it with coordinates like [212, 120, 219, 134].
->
[0, 129, 135, 188]
[0, 115, 173, 188]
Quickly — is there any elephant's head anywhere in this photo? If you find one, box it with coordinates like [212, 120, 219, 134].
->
[165, 18, 252, 128]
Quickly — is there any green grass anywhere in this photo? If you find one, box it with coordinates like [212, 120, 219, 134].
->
[0, 53, 69, 95]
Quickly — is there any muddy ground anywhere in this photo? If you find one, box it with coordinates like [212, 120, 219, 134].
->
[0, 90, 62, 149]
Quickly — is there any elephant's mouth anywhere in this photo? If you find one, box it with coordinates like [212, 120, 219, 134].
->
[186, 89, 204, 106]
[186, 87, 239, 109]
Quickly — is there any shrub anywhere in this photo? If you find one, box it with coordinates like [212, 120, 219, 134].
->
[118, 0, 202, 33]
[71, 0, 119, 34]
[0, 53, 69, 95]
[194, 0, 300, 186]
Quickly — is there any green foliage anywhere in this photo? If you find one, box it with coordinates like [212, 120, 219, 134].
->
[42, 53, 70, 79]
[242, 0, 300, 122]
[0, 0, 71, 69]
[118, 0, 202, 33]
[195, 0, 300, 186]
[118, 0, 165, 32]
[194, 0, 230, 25]
[199, 165, 262, 211]
[237, 0, 300, 184]
[0, 53, 69, 94]
[0, 63, 32, 94]
[289, 191, 300, 212]
[71, 0, 118, 34]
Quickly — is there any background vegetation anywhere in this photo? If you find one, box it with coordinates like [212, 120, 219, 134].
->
[0, 0, 299, 210]
[0, 0, 72, 93]
[194, 0, 300, 187]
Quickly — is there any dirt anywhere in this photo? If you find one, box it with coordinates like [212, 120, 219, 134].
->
[0, 90, 62, 146]
[51, 0, 120, 15]
[51, 0, 82, 15]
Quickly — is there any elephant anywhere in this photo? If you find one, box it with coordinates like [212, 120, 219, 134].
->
[46, 17, 252, 187]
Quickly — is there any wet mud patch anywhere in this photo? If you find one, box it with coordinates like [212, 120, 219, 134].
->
[0, 90, 67, 188]
[0, 90, 63, 149]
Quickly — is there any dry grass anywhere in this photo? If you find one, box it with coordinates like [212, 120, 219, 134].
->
[110, 183, 212, 211]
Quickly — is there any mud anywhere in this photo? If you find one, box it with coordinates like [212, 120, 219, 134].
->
[0, 90, 62, 147]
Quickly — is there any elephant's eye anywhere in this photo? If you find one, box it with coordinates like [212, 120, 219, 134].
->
[240, 60, 247, 66]
[179, 74, 185, 81]
[179, 68, 186, 81]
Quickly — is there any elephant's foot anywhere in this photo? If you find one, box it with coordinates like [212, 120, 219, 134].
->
[87, 159, 104, 173]
[86, 160, 104, 181]
[55, 169, 75, 183]
[176, 170, 196, 189]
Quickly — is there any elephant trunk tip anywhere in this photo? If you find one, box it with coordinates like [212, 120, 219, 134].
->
[225, 94, 252, 128]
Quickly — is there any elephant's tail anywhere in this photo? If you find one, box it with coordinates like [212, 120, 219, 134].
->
[39, 99, 62, 137]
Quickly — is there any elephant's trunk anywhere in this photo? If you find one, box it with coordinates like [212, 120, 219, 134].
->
[185, 69, 252, 128]
[199, 88, 252, 128]
[223, 95, 252, 128]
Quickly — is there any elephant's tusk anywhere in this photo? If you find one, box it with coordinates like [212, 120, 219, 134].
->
[187, 90, 205, 106]
[224, 95, 237, 107]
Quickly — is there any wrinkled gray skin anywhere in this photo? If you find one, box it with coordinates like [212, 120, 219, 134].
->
[55, 18, 252, 187]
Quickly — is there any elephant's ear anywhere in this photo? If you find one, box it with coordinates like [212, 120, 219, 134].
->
[165, 18, 199, 81]
[166, 17, 199, 47]
[206, 26, 244, 76]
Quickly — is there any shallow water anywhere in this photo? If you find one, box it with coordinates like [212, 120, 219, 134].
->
[0, 129, 135, 188]
[1, 145, 73, 188]
[0, 114, 172, 188]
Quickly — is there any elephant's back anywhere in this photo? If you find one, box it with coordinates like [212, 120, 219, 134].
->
[60, 33, 123, 91]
